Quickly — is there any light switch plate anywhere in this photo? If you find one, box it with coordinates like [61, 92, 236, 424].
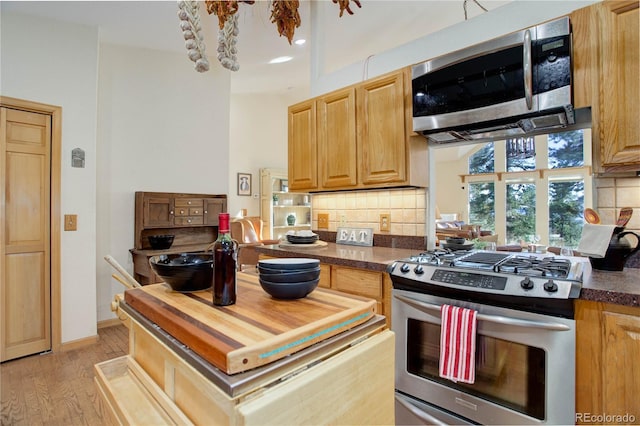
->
[64, 214, 78, 231]
[317, 213, 329, 229]
[380, 213, 391, 232]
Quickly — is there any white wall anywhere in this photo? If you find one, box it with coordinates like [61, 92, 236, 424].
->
[1, 12, 100, 343]
[228, 89, 307, 218]
[311, 1, 600, 96]
[433, 158, 469, 222]
[96, 44, 231, 321]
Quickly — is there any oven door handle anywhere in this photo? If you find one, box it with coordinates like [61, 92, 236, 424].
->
[395, 393, 449, 425]
[394, 294, 571, 331]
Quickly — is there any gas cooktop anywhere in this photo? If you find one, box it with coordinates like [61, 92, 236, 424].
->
[388, 249, 585, 300]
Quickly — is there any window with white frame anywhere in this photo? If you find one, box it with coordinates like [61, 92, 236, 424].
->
[466, 129, 592, 248]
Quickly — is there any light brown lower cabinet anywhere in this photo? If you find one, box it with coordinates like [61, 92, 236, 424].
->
[575, 300, 640, 423]
[95, 309, 395, 425]
[269, 257, 392, 326]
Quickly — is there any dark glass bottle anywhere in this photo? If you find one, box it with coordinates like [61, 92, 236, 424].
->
[212, 213, 237, 306]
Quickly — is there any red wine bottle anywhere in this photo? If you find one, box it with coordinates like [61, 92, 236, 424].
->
[212, 213, 237, 306]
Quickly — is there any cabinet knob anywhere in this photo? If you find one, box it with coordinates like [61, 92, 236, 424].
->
[170, 211, 174, 215]
[188, 201, 192, 205]
[204, 210, 208, 214]
[188, 219, 192, 223]
[180, 209, 185, 214]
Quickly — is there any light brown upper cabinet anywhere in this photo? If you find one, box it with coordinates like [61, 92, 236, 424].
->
[317, 87, 358, 189]
[288, 100, 318, 191]
[572, 0, 640, 173]
[288, 68, 428, 192]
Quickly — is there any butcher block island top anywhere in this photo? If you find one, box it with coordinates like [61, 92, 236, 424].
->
[123, 273, 377, 374]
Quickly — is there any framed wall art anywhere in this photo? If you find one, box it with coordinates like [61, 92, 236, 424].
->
[237, 173, 252, 196]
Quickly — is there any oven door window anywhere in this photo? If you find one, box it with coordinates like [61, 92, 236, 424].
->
[407, 318, 545, 420]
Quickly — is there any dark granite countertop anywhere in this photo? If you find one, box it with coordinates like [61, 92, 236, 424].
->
[255, 243, 639, 309]
[580, 268, 640, 307]
[256, 242, 418, 273]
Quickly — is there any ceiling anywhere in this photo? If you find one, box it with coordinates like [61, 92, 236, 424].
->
[2, 0, 511, 95]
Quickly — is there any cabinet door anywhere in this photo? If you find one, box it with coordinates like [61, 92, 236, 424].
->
[331, 266, 383, 316]
[144, 197, 173, 227]
[601, 309, 640, 417]
[237, 331, 395, 426]
[599, 0, 639, 170]
[203, 198, 225, 225]
[357, 71, 407, 185]
[317, 88, 357, 188]
[576, 301, 640, 422]
[288, 100, 318, 191]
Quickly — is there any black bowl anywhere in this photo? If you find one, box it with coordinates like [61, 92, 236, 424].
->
[258, 267, 321, 283]
[258, 258, 320, 271]
[148, 234, 175, 250]
[445, 237, 466, 245]
[286, 234, 319, 244]
[258, 278, 319, 299]
[149, 253, 213, 292]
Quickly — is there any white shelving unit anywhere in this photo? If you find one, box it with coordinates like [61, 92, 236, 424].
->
[260, 168, 312, 240]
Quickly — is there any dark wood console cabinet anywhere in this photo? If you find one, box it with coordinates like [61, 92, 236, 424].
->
[130, 191, 227, 284]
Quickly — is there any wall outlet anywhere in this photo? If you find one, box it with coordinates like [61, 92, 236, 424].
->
[317, 213, 329, 229]
[380, 213, 391, 232]
[64, 214, 78, 231]
[340, 215, 347, 225]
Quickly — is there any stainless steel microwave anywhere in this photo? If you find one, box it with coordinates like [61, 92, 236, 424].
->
[412, 17, 575, 144]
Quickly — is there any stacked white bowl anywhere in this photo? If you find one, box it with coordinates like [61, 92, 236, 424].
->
[257, 258, 321, 299]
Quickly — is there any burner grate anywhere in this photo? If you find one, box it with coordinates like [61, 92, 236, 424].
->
[457, 252, 511, 265]
[497, 255, 572, 278]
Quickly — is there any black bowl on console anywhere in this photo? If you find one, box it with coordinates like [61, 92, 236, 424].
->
[148, 234, 175, 250]
[149, 253, 213, 292]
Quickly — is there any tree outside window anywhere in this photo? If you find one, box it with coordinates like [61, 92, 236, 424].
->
[466, 130, 589, 248]
[506, 183, 536, 244]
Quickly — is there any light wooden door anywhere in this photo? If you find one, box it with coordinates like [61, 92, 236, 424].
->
[317, 87, 357, 188]
[601, 310, 640, 417]
[288, 100, 318, 191]
[1, 107, 52, 362]
[599, 0, 639, 170]
[357, 71, 407, 185]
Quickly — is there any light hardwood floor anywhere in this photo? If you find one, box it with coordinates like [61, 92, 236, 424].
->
[1, 324, 128, 426]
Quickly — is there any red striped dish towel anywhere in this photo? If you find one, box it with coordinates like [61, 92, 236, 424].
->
[439, 304, 477, 384]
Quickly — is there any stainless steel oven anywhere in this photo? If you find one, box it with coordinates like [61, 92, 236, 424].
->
[389, 250, 585, 425]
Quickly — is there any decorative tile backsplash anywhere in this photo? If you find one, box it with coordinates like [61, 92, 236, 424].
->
[312, 188, 427, 236]
[595, 176, 640, 269]
[595, 177, 640, 230]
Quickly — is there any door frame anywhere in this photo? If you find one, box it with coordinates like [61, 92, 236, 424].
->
[1, 96, 62, 353]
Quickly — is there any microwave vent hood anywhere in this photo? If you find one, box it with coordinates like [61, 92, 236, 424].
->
[411, 16, 585, 146]
[422, 105, 589, 145]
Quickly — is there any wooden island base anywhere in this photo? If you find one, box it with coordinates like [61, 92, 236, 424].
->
[95, 277, 395, 425]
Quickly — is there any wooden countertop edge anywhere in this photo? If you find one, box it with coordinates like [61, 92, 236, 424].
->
[256, 245, 640, 309]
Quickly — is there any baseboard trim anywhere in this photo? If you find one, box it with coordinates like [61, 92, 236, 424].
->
[98, 318, 124, 329]
[61, 335, 98, 352]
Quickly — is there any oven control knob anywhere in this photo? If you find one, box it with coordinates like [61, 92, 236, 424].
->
[400, 263, 411, 273]
[544, 280, 558, 293]
[414, 265, 424, 275]
[520, 277, 534, 290]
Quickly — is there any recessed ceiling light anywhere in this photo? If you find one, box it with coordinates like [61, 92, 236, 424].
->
[294, 39, 306, 46]
[269, 56, 293, 64]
